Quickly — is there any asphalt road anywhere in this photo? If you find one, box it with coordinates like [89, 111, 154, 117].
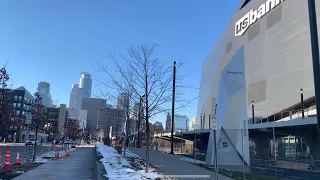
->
[0, 144, 63, 164]
[13, 147, 95, 180]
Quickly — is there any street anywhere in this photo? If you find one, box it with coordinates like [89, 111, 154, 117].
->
[0, 143, 64, 164]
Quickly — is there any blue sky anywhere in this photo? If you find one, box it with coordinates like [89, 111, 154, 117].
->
[0, 0, 239, 124]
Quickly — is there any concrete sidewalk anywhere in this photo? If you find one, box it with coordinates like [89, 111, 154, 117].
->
[13, 147, 95, 180]
[128, 147, 233, 180]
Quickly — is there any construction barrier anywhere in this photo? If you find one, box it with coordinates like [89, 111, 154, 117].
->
[4, 146, 10, 172]
[67, 148, 70, 156]
[24, 156, 28, 164]
[15, 152, 20, 164]
[55, 151, 59, 159]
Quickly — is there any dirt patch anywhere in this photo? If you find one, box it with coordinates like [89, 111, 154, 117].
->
[125, 154, 171, 179]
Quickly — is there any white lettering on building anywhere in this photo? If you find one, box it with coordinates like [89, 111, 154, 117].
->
[235, 0, 286, 37]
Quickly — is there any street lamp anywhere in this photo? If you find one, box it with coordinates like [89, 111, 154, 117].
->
[300, 89, 305, 119]
[252, 101, 255, 124]
[308, 0, 320, 127]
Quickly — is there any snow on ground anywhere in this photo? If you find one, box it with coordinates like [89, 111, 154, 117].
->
[96, 144, 170, 180]
[41, 151, 56, 158]
[159, 151, 205, 165]
[176, 155, 205, 164]
[34, 156, 49, 163]
[78, 144, 95, 147]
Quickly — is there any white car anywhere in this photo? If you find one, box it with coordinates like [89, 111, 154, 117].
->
[25, 138, 37, 146]
[64, 139, 72, 144]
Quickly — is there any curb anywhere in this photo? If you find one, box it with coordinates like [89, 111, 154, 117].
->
[93, 145, 107, 180]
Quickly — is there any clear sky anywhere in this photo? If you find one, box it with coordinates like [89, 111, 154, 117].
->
[0, 0, 239, 125]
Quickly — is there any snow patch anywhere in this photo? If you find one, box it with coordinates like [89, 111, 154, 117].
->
[176, 155, 205, 164]
[96, 144, 170, 180]
[34, 157, 49, 163]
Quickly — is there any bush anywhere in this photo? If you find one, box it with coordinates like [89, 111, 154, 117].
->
[115, 145, 122, 154]
[102, 137, 111, 146]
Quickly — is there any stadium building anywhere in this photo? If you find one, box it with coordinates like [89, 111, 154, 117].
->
[197, 0, 320, 166]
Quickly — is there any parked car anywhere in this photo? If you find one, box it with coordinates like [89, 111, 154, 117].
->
[54, 139, 62, 144]
[64, 139, 72, 144]
[25, 138, 37, 146]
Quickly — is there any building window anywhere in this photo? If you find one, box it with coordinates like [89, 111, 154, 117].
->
[13, 103, 16, 108]
[16, 110, 20, 115]
[18, 96, 22, 101]
[14, 126, 17, 130]
[9, 126, 13, 130]
[17, 103, 21, 108]
[22, 111, 25, 115]
[24, 97, 26, 101]
[8, 134, 12, 138]
[14, 96, 18, 101]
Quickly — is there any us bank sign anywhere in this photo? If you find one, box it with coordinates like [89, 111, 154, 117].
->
[235, 0, 286, 36]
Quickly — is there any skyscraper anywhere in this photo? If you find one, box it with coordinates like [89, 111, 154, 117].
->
[38, 81, 53, 107]
[116, 93, 129, 111]
[69, 72, 92, 109]
[69, 84, 84, 110]
[165, 112, 171, 131]
[130, 103, 140, 120]
[174, 114, 189, 131]
[79, 72, 92, 98]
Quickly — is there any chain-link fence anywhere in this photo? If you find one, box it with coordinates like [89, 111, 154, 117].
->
[148, 127, 320, 180]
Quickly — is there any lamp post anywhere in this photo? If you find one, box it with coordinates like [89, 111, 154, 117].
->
[170, 61, 176, 155]
[308, 0, 320, 127]
[252, 101, 255, 124]
[300, 89, 305, 119]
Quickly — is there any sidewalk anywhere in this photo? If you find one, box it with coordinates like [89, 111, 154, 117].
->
[13, 147, 94, 180]
[128, 147, 233, 180]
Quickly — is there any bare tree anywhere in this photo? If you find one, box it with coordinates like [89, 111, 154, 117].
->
[0, 63, 19, 142]
[97, 43, 194, 172]
[95, 66, 138, 157]
[66, 119, 82, 140]
[30, 92, 46, 161]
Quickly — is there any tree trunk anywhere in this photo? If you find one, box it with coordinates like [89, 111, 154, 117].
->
[33, 126, 38, 162]
[123, 119, 128, 157]
[145, 77, 150, 173]
[123, 101, 130, 157]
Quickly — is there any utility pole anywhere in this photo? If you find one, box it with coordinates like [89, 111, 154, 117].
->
[301, 89, 305, 119]
[308, 0, 320, 128]
[252, 101, 255, 124]
[170, 61, 176, 155]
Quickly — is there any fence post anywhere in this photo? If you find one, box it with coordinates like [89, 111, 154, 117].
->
[272, 126, 277, 178]
[194, 132, 197, 164]
[242, 129, 245, 180]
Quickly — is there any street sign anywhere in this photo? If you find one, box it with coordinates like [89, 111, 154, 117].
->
[25, 113, 32, 125]
[209, 114, 218, 130]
